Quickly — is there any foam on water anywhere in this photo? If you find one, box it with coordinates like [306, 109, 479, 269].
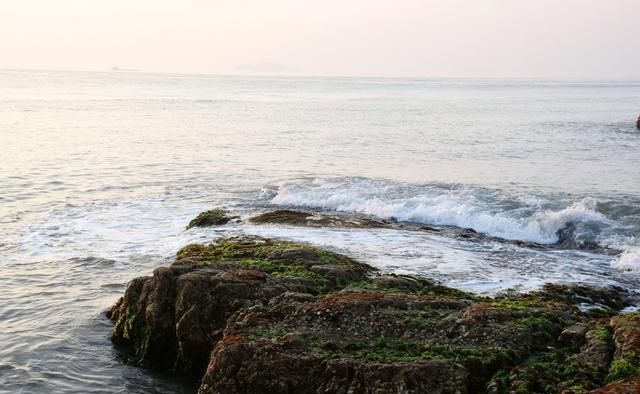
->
[268, 179, 621, 243]
[266, 178, 640, 274]
[614, 248, 640, 273]
[180, 220, 630, 297]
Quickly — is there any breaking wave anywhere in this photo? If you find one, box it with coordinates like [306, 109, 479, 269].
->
[614, 249, 640, 273]
[264, 178, 635, 254]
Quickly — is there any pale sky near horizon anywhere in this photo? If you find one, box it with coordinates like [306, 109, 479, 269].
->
[1, 0, 639, 78]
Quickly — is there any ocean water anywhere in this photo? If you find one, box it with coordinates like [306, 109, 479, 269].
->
[1, 69, 639, 392]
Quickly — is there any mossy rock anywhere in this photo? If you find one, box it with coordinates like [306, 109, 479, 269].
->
[249, 209, 388, 228]
[533, 283, 629, 312]
[186, 208, 233, 229]
[604, 312, 640, 384]
[201, 287, 573, 393]
[346, 274, 481, 301]
[488, 348, 609, 393]
[606, 358, 639, 383]
[110, 236, 636, 393]
[175, 237, 373, 291]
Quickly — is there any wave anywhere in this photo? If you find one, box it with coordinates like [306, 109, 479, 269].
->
[264, 178, 631, 249]
[613, 249, 640, 273]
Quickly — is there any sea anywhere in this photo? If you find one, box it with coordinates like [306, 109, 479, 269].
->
[1, 69, 639, 393]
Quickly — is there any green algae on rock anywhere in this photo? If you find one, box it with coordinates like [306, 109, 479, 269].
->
[109, 236, 639, 394]
[185, 208, 234, 229]
[175, 237, 373, 291]
[109, 237, 374, 376]
[199, 287, 576, 393]
[249, 209, 389, 229]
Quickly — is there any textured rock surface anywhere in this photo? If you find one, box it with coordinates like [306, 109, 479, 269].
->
[590, 378, 640, 394]
[199, 290, 565, 394]
[110, 237, 373, 375]
[109, 236, 639, 393]
[249, 209, 389, 228]
[186, 208, 235, 229]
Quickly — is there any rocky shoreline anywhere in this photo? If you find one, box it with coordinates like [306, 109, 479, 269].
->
[108, 210, 640, 393]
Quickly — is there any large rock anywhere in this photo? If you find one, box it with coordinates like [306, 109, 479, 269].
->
[198, 289, 579, 394]
[109, 237, 636, 393]
[249, 209, 389, 228]
[186, 208, 235, 229]
[592, 312, 640, 391]
[109, 237, 373, 375]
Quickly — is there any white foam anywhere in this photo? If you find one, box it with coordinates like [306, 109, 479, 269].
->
[614, 248, 640, 273]
[203, 222, 627, 296]
[269, 180, 613, 245]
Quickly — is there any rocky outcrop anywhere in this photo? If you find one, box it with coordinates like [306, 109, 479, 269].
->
[109, 237, 639, 393]
[109, 237, 374, 376]
[591, 379, 640, 394]
[200, 289, 569, 394]
[249, 209, 389, 228]
[593, 313, 640, 392]
[186, 208, 235, 229]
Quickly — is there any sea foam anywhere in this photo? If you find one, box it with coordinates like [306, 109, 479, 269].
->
[268, 179, 618, 246]
[614, 248, 640, 273]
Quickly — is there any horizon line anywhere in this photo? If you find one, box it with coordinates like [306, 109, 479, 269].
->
[2, 66, 640, 82]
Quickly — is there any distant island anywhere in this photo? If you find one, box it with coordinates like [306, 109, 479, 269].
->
[111, 65, 139, 72]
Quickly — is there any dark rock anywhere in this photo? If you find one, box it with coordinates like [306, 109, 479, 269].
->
[197, 288, 579, 393]
[109, 237, 372, 375]
[610, 313, 640, 361]
[110, 237, 635, 393]
[419, 225, 441, 232]
[111, 268, 178, 371]
[603, 312, 640, 386]
[590, 378, 640, 394]
[554, 222, 618, 255]
[249, 209, 388, 228]
[249, 210, 312, 225]
[575, 325, 614, 371]
[558, 322, 590, 348]
[186, 209, 234, 229]
[199, 291, 476, 393]
[533, 283, 629, 312]
[370, 274, 426, 292]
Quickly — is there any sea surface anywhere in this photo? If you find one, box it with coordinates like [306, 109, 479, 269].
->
[1, 69, 639, 393]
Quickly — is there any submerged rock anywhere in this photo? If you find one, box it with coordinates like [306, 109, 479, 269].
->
[109, 237, 638, 393]
[249, 209, 388, 228]
[186, 209, 234, 229]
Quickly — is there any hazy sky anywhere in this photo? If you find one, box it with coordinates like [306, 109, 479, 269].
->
[1, 0, 639, 78]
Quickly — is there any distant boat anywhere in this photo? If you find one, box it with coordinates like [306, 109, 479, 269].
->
[111, 65, 139, 72]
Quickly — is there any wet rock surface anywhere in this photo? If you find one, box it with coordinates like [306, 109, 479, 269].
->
[249, 209, 389, 228]
[109, 236, 640, 393]
[186, 208, 236, 229]
[110, 237, 373, 376]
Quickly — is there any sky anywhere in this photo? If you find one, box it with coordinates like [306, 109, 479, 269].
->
[1, 0, 639, 78]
